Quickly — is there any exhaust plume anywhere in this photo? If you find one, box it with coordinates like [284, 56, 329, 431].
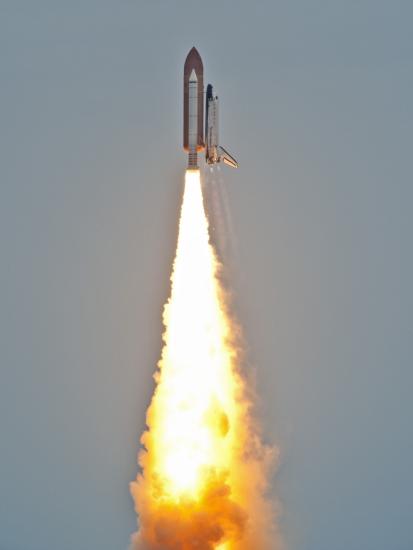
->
[130, 170, 280, 549]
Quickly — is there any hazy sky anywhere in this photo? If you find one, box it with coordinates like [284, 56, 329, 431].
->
[1, 1, 412, 549]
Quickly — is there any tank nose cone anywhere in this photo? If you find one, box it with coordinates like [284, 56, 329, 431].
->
[184, 47, 203, 71]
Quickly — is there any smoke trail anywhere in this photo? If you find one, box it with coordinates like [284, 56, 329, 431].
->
[202, 166, 238, 265]
[130, 170, 281, 549]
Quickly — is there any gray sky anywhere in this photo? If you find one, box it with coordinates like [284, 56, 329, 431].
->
[1, 1, 412, 549]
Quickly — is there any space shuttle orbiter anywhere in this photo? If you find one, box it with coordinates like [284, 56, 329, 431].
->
[205, 84, 238, 168]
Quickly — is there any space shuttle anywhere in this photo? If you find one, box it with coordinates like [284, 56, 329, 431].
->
[205, 84, 238, 168]
[183, 47, 238, 170]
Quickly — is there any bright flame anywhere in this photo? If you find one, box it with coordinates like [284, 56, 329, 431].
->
[130, 170, 279, 550]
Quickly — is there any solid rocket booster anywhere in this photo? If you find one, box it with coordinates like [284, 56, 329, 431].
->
[188, 70, 199, 168]
[183, 47, 238, 169]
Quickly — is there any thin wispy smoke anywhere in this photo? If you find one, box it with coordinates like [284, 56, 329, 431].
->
[202, 165, 238, 266]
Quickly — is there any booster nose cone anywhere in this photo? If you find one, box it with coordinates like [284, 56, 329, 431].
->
[189, 69, 197, 82]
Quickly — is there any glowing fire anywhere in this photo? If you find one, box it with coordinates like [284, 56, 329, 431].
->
[130, 170, 278, 550]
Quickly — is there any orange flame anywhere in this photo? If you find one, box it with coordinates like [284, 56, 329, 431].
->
[130, 170, 280, 549]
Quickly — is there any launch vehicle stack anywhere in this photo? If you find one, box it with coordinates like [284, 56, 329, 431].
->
[183, 47, 238, 170]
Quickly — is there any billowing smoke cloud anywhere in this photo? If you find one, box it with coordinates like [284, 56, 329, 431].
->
[130, 170, 282, 550]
